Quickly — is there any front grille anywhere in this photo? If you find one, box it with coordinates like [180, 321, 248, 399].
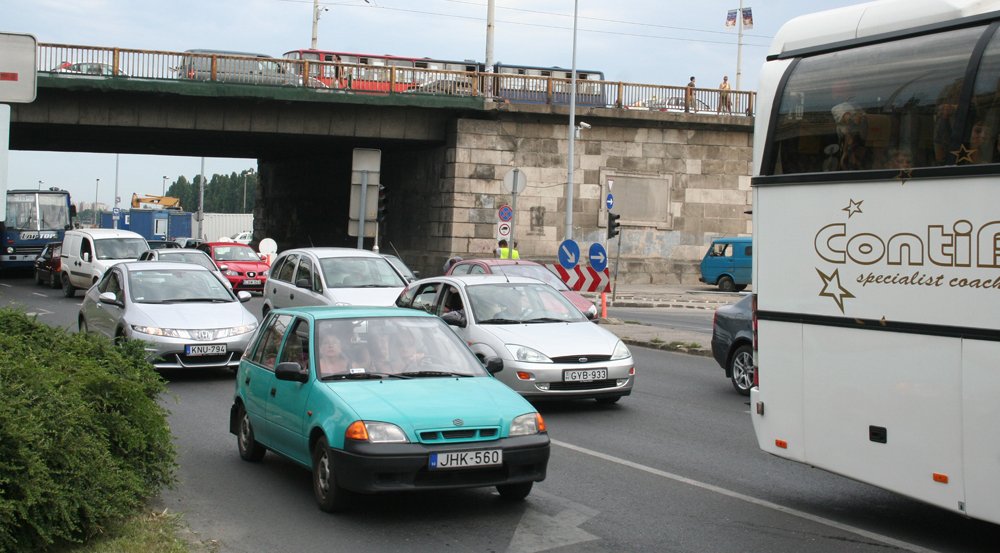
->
[168, 352, 236, 367]
[550, 354, 612, 364]
[548, 378, 619, 391]
[418, 427, 499, 443]
[17, 246, 44, 256]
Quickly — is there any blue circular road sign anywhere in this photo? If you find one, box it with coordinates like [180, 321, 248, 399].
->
[558, 239, 580, 270]
[498, 204, 513, 222]
[589, 242, 608, 272]
[606, 193, 614, 210]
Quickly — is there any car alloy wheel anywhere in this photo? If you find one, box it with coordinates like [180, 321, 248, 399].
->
[729, 344, 754, 396]
[237, 405, 266, 462]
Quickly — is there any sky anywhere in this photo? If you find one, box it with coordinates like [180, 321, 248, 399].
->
[3, 0, 863, 208]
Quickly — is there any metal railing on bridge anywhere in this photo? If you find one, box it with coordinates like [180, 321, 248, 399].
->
[37, 43, 755, 116]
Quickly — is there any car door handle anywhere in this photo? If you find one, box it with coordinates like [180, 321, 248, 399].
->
[270, 388, 276, 397]
[244, 376, 250, 385]
[289, 293, 294, 300]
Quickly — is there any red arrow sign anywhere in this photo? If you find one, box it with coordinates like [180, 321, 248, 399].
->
[545, 264, 611, 293]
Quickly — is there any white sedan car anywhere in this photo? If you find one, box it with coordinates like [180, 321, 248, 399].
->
[78, 261, 257, 371]
[396, 275, 635, 403]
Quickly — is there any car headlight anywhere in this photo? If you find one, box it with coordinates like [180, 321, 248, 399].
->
[505, 344, 551, 363]
[131, 325, 191, 338]
[5, 247, 13, 254]
[346, 420, 409, 443]
[218, 322, 258, 338]
[224, 269, 240, 276]
[610, 340, 632, 360]
[260, 269, 268, 277]
[586, 303, 599, 318]
[510, 413, 546, 436]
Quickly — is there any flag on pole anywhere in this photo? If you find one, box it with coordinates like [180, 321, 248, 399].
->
[726, 10, 737, 27]
[742, 7, 754, 29]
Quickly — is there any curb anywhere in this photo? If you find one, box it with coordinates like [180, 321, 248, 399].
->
[620, 337, 712, 357]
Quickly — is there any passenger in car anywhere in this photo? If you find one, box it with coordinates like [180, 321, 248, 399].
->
[317, 333, 352, 377]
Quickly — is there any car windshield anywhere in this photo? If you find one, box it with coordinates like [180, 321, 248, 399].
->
[314, 316, 487, 379]
[493, 265, 568, 290]
[320, 256, 406, 288]
[467, 282, 586, 324]
[383, 255, 416, 280]
[129, 269, 234, 303]
[157, 251, 217, 271]
[212, 245, 259, 262]
[94, 238, 148, 260]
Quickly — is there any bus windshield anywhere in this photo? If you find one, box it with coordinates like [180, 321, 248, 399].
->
[5, 192, 70, 231]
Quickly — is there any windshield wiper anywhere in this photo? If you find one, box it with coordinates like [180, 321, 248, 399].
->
[478, 318, 520, 325]
[320, 372, 408, 381]
[523, 317, 564, 324]
[355, 284, 396, 288]
[161, 298, 231, 303]
[398, 370, 470, 378]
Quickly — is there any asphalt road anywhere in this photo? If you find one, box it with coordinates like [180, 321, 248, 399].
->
[2, 274, 998, 552]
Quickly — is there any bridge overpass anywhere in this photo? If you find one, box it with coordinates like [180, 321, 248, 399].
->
[10, 46, 755, 283]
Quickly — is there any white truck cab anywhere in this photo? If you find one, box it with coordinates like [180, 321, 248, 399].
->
[60, 229, 149, 297]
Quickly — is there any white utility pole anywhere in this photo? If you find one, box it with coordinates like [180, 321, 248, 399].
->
[198, 157, 205, 240]
[113, 153, 120, 229]
[564, 0, 579, 240]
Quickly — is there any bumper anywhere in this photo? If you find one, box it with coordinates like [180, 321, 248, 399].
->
[500, 359, 635, 400]
[332, 434, 550, 494]
[231, 277, 267, 292]
[135, 333, 254, 370]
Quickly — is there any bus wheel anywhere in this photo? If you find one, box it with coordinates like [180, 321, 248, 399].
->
[718, 276, 736, 292]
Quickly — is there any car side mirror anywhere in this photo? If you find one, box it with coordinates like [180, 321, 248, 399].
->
[237, 291, 252, 302]
[98, 291, 122, 307]
[441, 311, 466, 328]
[82, 252, 91, 263]
[483, 357, 503, 375]
[296, 278, 311, 289]
[219, 264, 229, 272]
[275, 362, 308, 382]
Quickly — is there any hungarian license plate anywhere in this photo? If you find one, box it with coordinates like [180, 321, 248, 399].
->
[186, 344, 226, 356]
[429, 449, 502, 470]
[243, 279, 262, 286]
[563, 368, 607, 382]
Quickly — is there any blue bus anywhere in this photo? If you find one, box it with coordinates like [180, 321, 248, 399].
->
[1, 188, 75, 272]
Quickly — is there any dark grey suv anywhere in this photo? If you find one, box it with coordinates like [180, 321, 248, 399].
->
[710, 294, 754, 395]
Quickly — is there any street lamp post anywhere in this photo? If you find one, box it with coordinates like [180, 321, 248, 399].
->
[37, 180, 43, 190]
[94, 178, 100, 227]
[564, 0, 580, 240]
[162, 175, 168, 196]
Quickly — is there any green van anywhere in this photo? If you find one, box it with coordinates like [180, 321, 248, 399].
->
[699, 236, 752, 292]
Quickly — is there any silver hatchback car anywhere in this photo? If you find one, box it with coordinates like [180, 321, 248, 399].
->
[262, 247, 407, 317]
[396, 275, 635, 403]
[78, 261, 258, 371]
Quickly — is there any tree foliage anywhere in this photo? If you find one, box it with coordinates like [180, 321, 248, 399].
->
[163, 170, 257, 214]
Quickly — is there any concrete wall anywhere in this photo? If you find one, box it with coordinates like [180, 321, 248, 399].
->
[425, 113, 753, 284]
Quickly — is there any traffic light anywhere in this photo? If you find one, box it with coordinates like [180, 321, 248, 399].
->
[377, 185, 387, 222]
[607, 211, 621, 239]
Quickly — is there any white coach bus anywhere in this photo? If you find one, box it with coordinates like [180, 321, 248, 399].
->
[751, 0, 1000, 525]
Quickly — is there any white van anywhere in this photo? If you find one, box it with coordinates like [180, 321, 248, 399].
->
[61, 229, 149, 297]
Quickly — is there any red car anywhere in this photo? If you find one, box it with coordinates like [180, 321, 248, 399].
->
[445, 258, 599, 319]
[197, 242, 269, 293]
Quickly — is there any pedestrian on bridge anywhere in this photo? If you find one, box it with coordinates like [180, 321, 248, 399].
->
[685, 76, 696, 113]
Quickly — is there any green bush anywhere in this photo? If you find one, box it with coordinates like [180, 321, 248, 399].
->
[0, 308, 176, 552]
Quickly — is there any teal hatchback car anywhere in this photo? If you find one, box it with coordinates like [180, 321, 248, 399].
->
[230, 306, 550, 512]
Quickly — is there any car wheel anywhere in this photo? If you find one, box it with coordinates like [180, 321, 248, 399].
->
[114, 330, 128, 347]
[734, 284, 748, 292]
[729, 344, 754, 396]
[718, 276, 736, 292]
[312, 436, 350, 512]
[49, 271, 59, 289]
[61, 273, 76, 298]
[261, 305, 270, 319]
[78, 316, 88, 334]
[236, 403, 266, 462]
[595, 395, 621, 404]
[496, 481, 533, 501]
[34, 269, 43, 285]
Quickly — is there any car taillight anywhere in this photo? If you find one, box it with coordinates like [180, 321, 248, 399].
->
[751, 293, 759, 389]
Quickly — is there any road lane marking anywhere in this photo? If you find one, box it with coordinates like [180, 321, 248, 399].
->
[507, 490, 598, 553]
[32, 292, 48, 297]
[551, 439, 940, 553]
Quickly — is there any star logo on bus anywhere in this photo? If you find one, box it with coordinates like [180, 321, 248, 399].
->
[817, 267, 855, 313]
[842, 199, 863, 218]
[952, 144, 976, 164]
